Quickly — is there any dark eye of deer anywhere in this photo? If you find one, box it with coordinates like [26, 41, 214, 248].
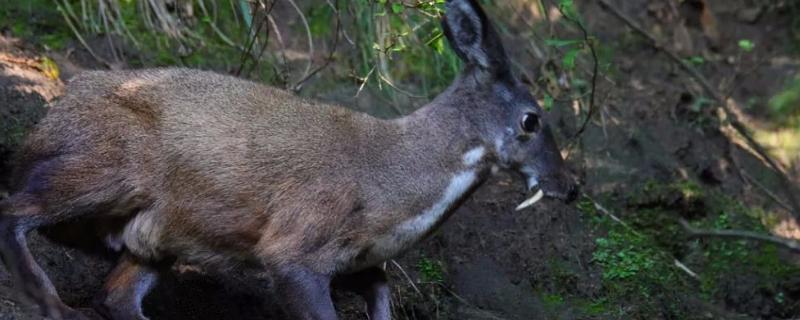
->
[521, 113, 540, 133]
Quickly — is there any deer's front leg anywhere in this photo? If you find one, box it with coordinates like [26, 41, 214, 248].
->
[273, 265, 337, 320]
[334, 267, 391, 320]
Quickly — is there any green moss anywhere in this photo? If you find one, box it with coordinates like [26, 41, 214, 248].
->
[576, 178, 800, 318]
[593, 230, 658, 281]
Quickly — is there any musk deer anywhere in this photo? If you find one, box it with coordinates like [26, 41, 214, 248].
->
[0, 0, 577, 319]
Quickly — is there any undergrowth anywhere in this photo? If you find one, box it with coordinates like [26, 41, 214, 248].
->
[568, 180, 800, 319]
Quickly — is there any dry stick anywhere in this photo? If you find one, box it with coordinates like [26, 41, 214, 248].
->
[740, 169, 793, 212]
[266, 15, 290, 85]
[235, 0, 274, 77]
[679, 220, 800, 253]
[598, 0, 800, 220]
[673, 259, 699, 279]
[581, 192, 639, 235]
[245, 11, 275, 78]
[197, 0, 245, 51]
[292, 0, 342, 92]
[285, 0, 315, 82]
[56, 1, 112, 69]
[389, 259, 423, 297]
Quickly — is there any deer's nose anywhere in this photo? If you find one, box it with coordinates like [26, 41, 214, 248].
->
[564, 184, 579, 204]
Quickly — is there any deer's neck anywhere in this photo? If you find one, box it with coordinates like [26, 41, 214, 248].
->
[386, 103, 491, 186]
[345, 103, 491, 270]
[388, 102, 492, 216]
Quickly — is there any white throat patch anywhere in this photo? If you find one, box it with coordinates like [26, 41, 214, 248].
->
[462, 146, 485, 167]
[361, 170, 478, 269]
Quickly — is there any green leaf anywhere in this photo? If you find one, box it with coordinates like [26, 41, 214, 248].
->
[391, 3, 404, 14]
[543, 94, 554, 111]
[545, 39, 581, 47]
[563, 49, 579, 70]
[738, 39, 755, 52]
[558, 0, 577, 20]
[686, 56, 705, 65]
[426, 30, 446, 54]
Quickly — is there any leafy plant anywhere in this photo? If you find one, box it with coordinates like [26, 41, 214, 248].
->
[769, 75, 800, 126]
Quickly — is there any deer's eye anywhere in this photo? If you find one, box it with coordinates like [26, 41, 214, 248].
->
[521, 113, 540, 133]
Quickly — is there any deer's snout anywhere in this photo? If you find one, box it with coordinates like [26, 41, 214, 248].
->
[516, 170, 579, 210]
[539, 173, 579, 204]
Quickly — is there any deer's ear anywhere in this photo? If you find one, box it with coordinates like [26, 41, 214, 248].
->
[442, 0, 509, 76]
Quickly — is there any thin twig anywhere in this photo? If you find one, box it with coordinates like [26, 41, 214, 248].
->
[554, 2, 599, 139]
[56, 1, 112, 69]
[582, 192, 641, 236]
[235, 0, 274, 77]
[740, 169, 793, 212]
[292, 0, 342, 92]
[679, 219, 800, 253]
[265, 14, 289, 85]
[389, 259, 423, 297]
[377, 71, 428, 99]
[355, 66, 376, 98]
[285, 0, 314, 82]
[598, 0, 800, 221]
[673, 259, 699, 279]
[235, 1, 263, 76]
[197, 0, 245, 51]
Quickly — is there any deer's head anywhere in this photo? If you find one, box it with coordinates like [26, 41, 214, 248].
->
[442, 0, 578, 207]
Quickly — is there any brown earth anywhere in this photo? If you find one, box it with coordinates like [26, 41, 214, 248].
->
[1, 0, 799, 319]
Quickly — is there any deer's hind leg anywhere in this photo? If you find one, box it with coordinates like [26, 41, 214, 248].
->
[271, 265, 338, 320]
[333, 267, 390, 320]
[0, 155, 147, 319]
[0, 194, 88, 320]
[93, 253, 159, 320]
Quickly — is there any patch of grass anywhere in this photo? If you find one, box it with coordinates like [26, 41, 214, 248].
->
[417, 257, 444, 283]
[345, 0, 461, 106]
[0, 0, 73, 51]
[541, 292, 565, 310]
[769, 75, 800, 126]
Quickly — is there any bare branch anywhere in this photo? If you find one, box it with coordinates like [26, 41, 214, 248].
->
[679, 219, 800, 253]
[235, 0, 273, 77]
[285, 0, 314, 85]
[292, 0, 342, 92]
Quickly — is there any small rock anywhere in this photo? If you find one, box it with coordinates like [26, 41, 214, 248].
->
[737, 6, 763, 24]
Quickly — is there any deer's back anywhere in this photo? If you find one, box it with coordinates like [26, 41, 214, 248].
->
[14, 69, 385, 269]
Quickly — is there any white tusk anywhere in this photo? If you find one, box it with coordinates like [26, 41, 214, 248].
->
[516, 189, 544, 211]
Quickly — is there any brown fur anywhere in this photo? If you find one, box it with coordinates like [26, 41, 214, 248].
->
[13, 68, 486, 274]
